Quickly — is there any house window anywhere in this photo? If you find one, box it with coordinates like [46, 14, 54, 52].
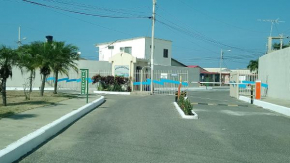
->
[120, 47, 132, 54]
[108, 46, 114, 49]
[163, 49, 168, 58]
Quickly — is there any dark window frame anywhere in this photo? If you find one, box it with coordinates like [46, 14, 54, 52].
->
[163, 49, 168, 58]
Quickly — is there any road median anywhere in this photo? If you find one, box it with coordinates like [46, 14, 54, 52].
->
[0, 96, 105, 163]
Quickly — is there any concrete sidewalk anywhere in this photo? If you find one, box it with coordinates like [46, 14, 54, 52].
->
[261, 97, 290, 108]
[239, 95, 290, 117]
[0, 94, 101, 150]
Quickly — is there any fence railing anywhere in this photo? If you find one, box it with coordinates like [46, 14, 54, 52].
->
[238, 72, 259, 96]
[230, 71, 268, 99]
[133, 70, 188, 95]
[46, 69, 190, 95]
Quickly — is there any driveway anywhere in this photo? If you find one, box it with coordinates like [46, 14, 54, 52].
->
[19, 91, 290, 163]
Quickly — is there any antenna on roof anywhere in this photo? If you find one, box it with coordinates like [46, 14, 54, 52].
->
[258, 18, 285, 37]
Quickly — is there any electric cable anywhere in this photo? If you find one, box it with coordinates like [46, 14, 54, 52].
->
[22, 0, 151, 19]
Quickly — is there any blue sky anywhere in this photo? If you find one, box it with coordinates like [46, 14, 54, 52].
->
[1, 0, 290, 69]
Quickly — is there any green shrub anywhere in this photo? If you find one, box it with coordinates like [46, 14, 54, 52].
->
[92, 74, 130, 92]
[177, 96, 193, 115]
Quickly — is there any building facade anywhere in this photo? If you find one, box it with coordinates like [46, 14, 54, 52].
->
[96, 37, 172, 66]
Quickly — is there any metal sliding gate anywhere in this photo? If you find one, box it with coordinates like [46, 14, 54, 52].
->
[133, 69, 188, 95]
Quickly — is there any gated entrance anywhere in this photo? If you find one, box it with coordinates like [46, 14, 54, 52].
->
[133, 69, 188, 95]
[46, 69, 189, 95]
[230, 71, 267, 99]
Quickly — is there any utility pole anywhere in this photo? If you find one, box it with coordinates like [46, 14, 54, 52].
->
[150, 0, 156, 95]
[17, 26, 21, 47]
[219, 49, 223, 87]
[279, 34, 284, 49]
[17, 26, 26, 47]
[220, 49, 230, 86]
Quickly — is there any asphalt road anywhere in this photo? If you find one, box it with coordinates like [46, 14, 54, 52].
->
[19, 91, 290, 163]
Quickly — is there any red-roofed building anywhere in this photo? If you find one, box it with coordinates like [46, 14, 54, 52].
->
[188, 65, 222, 85]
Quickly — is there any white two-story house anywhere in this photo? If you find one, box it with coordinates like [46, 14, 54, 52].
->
[96, 37, 172, 66]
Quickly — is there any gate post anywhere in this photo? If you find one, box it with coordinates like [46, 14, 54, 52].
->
[140, 70, 143, 92]
[236, 71, 239, 98]
[255, 80, 261, 100]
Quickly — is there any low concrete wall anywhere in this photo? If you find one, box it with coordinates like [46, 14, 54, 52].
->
[6, 60, 112, 89]
[0, 96, 105, 163]
[239, 96, 290, 117]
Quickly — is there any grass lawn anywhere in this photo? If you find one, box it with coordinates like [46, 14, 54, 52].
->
[0, 91, 75, 119]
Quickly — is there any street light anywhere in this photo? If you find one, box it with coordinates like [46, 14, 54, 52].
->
[17, 26, 27, 47]
[220, 49, 231, 87]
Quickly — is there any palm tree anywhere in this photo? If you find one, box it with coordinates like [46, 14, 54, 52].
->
[247, 59, 258, 73]
[39, 42, 54, 96]
[30, 41, 54, 96]
[0, 45, 19, 106]
[17, 44, 38, 92]
[50, 41, 79, 94]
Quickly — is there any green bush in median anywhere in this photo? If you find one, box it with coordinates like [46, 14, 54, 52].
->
[177, 95, 193, 115]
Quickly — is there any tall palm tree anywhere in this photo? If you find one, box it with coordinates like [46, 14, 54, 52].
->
[17, 44, 38, 92]
[50, 41, 79, 94]
[247, 59, 259, 73]
[32, 41, 54, 96]
[0, 45, 19, 106]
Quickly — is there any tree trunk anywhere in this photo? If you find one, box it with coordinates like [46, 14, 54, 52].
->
[1, 78, 7, 106]
[29, 70, 33, 92]
[40, 74, 46, 96]
[53, 71, 58, 94]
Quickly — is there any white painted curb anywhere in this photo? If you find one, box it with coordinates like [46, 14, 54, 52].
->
[173, 102, 198, 119]
[239, 96, 290, 117]
[94, 91, 130, 95]
[0, 96, 105, 163]
[6, 87, 54, 91]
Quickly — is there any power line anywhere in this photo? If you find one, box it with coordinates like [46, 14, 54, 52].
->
[46, 7, 134, 37]
[156, 3, 265, 56]
[22, 0, 151, 19]
[155, 8, 264, 55]
[156, 19, 264, 56]
[42, 0, 150, 16]
[179, 0, 268, 34]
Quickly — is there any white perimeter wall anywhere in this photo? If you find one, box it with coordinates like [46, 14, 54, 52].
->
[259, 47, 290, 100]
[6, 60, 112, 90]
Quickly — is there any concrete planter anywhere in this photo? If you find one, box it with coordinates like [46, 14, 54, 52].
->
[173, 102, 198, 119]
[93, 91, 130, 95]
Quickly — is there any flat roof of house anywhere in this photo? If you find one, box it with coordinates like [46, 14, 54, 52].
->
[204, 68, 231, 73]
[96, 37, 172, 46]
